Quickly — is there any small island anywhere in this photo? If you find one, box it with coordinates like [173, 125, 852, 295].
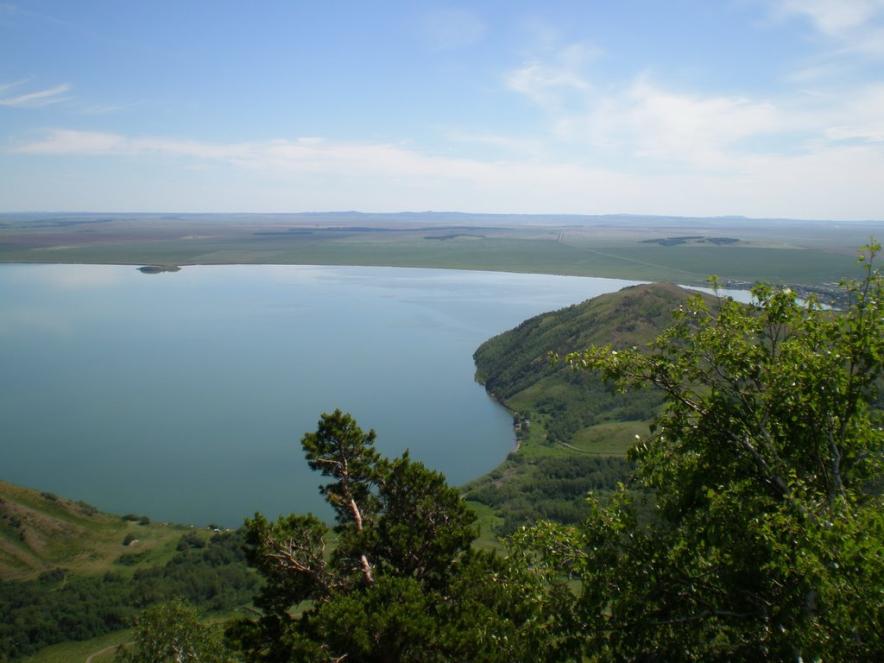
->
[138, 265, 181, 274]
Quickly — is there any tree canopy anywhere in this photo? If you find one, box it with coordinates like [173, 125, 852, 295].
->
[117, 600, 229, 663]
[516, 244, 883, 661]
[227, 409, 565, 662]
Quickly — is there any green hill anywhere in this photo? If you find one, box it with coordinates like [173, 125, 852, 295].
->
[0, 480, 192, 581]
[474, 282, 706, 454]
[0, 482, 258, 661]
[465, 283, 710, 533]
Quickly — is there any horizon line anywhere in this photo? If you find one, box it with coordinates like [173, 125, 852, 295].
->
[1, 210, 882, 224]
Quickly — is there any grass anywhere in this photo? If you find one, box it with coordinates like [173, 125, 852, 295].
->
[569, 420, 651, 455]
[467, 501, 505, 553]
[21, 629, 132, 663]
[0, 480, 197, 581]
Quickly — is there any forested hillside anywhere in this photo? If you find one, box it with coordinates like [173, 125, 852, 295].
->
[0, 484, 258, 661]
[474, 282, 708, 448]
[466, 283, 707, 532]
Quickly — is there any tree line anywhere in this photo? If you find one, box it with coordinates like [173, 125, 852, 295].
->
[0, 530, 257, 660]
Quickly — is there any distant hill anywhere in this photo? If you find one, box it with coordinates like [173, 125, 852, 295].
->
[466, 283, 710, 533]
[0, 480, 186, 581]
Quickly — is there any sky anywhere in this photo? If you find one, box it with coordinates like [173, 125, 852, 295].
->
[1, 1, 883, 219]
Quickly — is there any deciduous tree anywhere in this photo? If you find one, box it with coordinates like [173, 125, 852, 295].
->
[518, 244, 883, 661]
[117, 600, 229, 663]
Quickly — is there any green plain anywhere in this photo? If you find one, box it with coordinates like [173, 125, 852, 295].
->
[0, 215, 874, 285]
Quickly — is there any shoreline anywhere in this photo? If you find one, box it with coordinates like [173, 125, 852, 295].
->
[0, 257, 712, 287]
[0, 260, 847, 306]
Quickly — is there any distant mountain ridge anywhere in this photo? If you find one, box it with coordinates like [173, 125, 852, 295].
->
[4, 210, 881, 226]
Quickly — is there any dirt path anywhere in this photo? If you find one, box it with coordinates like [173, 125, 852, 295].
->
[85, 642, 124, 663]
[557, 441, 610, 455]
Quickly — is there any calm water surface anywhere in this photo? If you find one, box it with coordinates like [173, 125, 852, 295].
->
[1, 264, 647, 526]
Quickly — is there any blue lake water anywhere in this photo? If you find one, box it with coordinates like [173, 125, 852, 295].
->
[0, 264, 652, 526]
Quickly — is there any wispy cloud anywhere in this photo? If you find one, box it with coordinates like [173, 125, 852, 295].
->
[504, 34, 884, 172]
[774, 0, 884, 56]
[15, 130, 493, 178]
[505, 42, 596, 109]
[78, 103, 125, 115]
[0, 82, 71, 108]
[0, 79, 28, 93]
[777, 0, 883, 34]
[550, 78, 786, 169]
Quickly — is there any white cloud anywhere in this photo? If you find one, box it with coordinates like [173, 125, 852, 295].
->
[819, 84, 884, 142]
[505, 36, 884, 172]
[8, 126, 884, 219]
[505, 46, 794, 168]
[507, 62, 791, 169]
[14, 130, 489, 180]
[6, 32, 882, 220]
[556, 79, 784, 168]
[0, 82, 71, 108]
[444, 129, 546, 156]
[775, 0, 884, 56]
[778, 0, 883, 34]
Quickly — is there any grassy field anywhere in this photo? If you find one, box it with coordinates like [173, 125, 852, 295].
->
[0, 213, 876, 285]
[21, 629, 131, 663]
[569, 420, 652, 455]
[0, 480, 197, 581]
[467, 501, 505, 553]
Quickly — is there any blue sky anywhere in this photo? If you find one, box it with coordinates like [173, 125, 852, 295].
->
[1, 1, 882, 219]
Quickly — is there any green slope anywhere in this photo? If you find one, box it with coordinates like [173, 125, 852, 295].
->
[0, 481, 258, 661]
[0, 480, 188, 581]
[465, 283, 710, 533]
[474, 282, 706, 452]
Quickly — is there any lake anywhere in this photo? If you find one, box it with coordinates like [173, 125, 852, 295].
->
[1, 264, 653, 526]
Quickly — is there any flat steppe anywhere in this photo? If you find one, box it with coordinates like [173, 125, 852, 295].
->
[1, 212, 879, 286]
